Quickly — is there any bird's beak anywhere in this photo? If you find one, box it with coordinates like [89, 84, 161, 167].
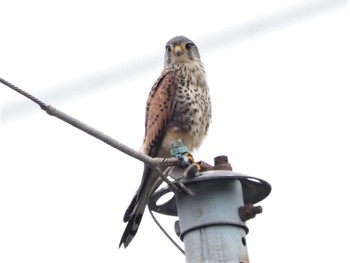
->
[174, 45, 183, 56]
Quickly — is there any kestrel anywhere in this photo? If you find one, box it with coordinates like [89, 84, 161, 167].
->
[119, 36, 211, 248]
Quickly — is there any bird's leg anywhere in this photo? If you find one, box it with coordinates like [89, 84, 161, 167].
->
[170, 139, 200, 171]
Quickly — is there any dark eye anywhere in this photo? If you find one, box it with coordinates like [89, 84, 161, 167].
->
[185, 43, 194, 50]
[166, 45, 171, 52]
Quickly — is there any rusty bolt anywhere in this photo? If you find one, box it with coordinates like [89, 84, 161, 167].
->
[239, 204, 263, 221]
[214, 155, 228, 165]
[213, 155, 232, 171]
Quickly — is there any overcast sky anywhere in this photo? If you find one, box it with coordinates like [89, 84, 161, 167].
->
[1, 0, 349, 262]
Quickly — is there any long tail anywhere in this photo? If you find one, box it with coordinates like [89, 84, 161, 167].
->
[119, 165, 159, 248]
[119, 196, 147, 248]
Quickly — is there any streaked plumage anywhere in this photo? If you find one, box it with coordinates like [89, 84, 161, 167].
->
[119, 36, 211, 248]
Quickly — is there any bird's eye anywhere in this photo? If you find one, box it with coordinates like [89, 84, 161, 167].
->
[185, 43, 194, 50]
[166, 45, 171, 52]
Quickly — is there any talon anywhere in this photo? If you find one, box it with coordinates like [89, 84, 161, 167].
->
[185, 153, 201, 171]
[183, 163, 199, 178]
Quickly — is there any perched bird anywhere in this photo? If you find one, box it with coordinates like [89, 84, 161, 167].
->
[119, 36, 211, 248]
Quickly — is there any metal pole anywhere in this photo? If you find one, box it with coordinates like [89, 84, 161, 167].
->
[150, 156, 271, 263]
[176, 175, 249, 263]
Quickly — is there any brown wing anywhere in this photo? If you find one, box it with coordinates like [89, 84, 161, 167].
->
[142, 68, 179, 157]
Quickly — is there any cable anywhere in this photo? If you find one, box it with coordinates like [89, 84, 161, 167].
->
[0, 77, 48, 108]
[148, 205, 185, 255]
[0, 77, 181, 193]
[2, 0, 346, 123]
[147, 166, 185, 255]
[1, 76, 198, 255]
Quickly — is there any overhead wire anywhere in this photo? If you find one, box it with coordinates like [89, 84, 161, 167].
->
[2, 0, 346, 124]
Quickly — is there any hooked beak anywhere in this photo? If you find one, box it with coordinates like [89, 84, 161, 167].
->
[174, 45, 183, 56]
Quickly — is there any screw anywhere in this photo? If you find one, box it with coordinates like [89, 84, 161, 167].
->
[239, 204, 263, 221]
[213, 155, 232, 171]
[214, 155, 228, 165]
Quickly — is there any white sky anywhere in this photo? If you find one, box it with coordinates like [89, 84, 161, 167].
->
[1, 0, 349, 262]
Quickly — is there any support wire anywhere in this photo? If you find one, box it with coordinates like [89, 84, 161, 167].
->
[0, 77, 181, 193]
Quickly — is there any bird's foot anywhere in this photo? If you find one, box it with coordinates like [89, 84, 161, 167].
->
[185, 153, 201, 171]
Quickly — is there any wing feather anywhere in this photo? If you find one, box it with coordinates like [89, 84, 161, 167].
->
[142, 68, 178, 157]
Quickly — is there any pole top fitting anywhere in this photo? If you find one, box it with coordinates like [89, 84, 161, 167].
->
[149, 168, 271, 217]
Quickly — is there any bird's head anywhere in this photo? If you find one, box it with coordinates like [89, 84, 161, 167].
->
[164, 36, 201, 66]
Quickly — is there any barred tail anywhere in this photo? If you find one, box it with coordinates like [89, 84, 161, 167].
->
[119, 209, 145, 248]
